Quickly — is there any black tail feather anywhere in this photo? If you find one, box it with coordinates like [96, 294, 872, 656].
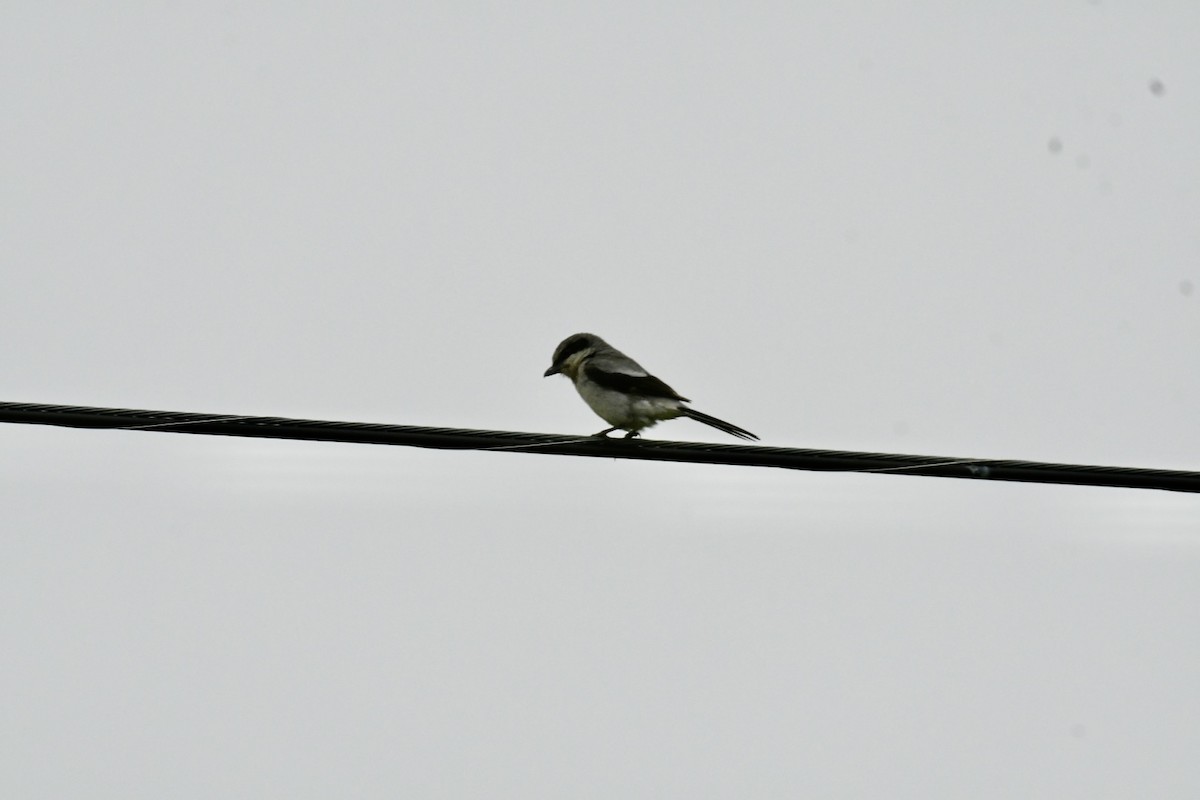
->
[681, 408, 759, 441]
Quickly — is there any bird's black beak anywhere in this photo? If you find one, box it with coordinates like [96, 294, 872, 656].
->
[543, 364, 561, 377]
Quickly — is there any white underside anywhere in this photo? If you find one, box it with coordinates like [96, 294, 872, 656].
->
[575, 376, 684, 432]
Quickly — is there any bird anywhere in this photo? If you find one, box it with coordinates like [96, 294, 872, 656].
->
[543, 332, 758, 441]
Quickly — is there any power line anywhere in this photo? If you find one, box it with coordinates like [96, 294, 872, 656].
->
[1, 400, 1197, 493]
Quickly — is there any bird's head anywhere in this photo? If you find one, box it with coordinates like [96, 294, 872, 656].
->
[544, 332, 605, 380]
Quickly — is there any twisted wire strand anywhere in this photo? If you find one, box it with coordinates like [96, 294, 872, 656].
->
[2, 400, 1196, 493]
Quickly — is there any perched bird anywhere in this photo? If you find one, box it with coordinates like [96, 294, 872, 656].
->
[543, 332, 758, 441]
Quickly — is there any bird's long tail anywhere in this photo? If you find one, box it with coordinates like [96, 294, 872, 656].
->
[681, 408, 759, 441]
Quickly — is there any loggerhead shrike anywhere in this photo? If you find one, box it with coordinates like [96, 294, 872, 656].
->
[543, 332, 758, 441]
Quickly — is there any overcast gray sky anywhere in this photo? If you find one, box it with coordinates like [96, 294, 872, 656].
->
[3, 3, 1199, 798]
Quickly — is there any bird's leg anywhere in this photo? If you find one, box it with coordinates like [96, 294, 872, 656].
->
[623, 430, 641, 439]
[593, 426, 620, 437]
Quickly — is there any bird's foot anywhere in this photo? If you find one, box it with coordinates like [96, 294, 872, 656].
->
[590, 427, 643, 440]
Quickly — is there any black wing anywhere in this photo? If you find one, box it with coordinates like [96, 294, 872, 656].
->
[584, 363, 689, 401]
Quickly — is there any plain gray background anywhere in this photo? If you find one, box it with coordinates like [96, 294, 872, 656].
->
[3, 3, 1198, 797]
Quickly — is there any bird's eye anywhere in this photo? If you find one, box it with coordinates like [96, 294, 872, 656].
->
[556, 336, 590, 362]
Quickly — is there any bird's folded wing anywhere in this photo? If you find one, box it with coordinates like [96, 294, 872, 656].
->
[584, 363, 689, 401]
